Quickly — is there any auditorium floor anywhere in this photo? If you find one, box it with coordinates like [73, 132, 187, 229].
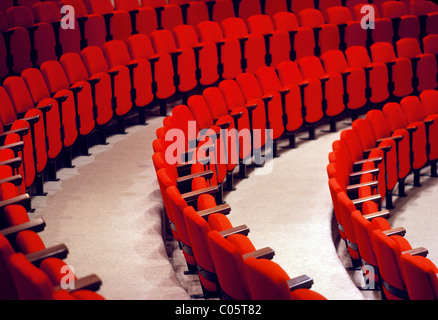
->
[31, 111, 438, 300]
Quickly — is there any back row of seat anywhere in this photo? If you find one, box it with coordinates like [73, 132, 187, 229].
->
[327, 89, 438, 299]
[0, 0, 437, 80]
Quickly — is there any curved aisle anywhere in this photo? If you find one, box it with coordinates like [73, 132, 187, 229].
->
[30, 116, 190, 300]
[224, 121, 368, 300]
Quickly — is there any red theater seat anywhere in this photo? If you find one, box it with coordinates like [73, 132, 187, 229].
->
[244, 257, 326, 300]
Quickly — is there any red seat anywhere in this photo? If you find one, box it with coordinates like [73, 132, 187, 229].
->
[184, 0, 209, 27]
[87, 0, 132, 41]
[298, 8, 341, 56]
[207, 229, 275, 300]
[400, 253, 438, 300]
[221, 17, 266, 73]
[59, 52, 113, 143]
[244, 257, 326, 300]
[126, 33, 176, 115]
[202, 86, 253, 171]
[40, 59, 95, 153]
[396, 37, 438, 92]
[371, 229, 428, 300]
[409, 0, 438, 38]
[320, 49, 367, 118]
[150, 29, 197, 101]
[370, 41, 414, 98]
[366, 109, 411, 196]
[209, 0, 235, 23]
[113, 0, 158, 35]
[236, 72, 284, 156]
[345, 46, 390, 104]
[381, 0, 420, 42]
[351, 206, 404, 290]
[382, 101, 428, 185]
[81, 45, 133, 133]
[218, 79, 265, 159]
[32, 1, 82, 57]
[183, 205, 247, 298]
[255, 65, 304, 148]
[196, 20, 242, 80]
[8, 252, 104, 300]
[246, 14, 291, 68]
[276, 60, 324, 138]
[298, 55, 345, 124]
[156, 3, 183, 31]
[326, 6, 368, 50]
[352, 118, 398, 208]
[400, 94, 438, 168]
[102, 40, 155, 124]
[173, 24, 220, 87]
[236, 0, 262, 19]
[352, 3, 394, 45]
[272, 11, 316, 61]
[187, 95, 237, 187]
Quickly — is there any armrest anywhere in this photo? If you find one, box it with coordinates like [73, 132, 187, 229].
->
[383, 227, 406, 237]
[87, 78, 100, 86]
[0, 157, 22, 170]
[352, 194, 382, 209]
[176, 157, 211, 173]
[219, 224, 250, 238]
[25, 244, 69, 266]
[286, 274, 314, 291]
[70, 86, 83, 94]
[37, 103, 52, 113]
[54, 274, 102, 293]
[349, 167, 379, 181]
[242, 247, 275, 260]
[363, 209, 391, 221]
[245, 103, 258, 112]
[176, 170, 214, 187]
[197, 203, 231, 219]
[376, 135, 404, 144]
[216, 121, 231, 130]
[0, 141, 24, 153]
[1, 218, 46, 240]
[0, 194, 31, 209]
[0, 174, 23, 187]
[181, 186, 219, 203]
[0, 127, 29, 139]
[346, 180, 379, 193]
[403, 247, 428, 257]
[353, 156, 383, 169]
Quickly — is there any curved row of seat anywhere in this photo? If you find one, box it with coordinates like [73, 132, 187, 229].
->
[152, 98, 329, 300]
[0, 0, 437, 82]
[0, 0, 436, 300]
[327, 89, 438, 300]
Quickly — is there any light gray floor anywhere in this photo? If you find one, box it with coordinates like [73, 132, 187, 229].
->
[30, 112, 438, 300]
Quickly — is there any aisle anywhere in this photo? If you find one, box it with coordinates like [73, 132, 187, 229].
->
[31, 117, 190, 300]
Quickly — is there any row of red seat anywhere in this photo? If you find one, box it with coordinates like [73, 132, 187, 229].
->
[3, 21, 435, 208]
[0, 142, 105, 299]
[327, 89, 438, 299]
[0, 0, 437, 80]
[0, 0, 435, 300]
[152, 105, 328, 300]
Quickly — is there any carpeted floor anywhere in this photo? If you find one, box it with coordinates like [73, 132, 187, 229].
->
[30, 111, 438, 300]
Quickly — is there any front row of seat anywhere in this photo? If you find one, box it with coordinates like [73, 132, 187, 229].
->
[152, 113, 327, 300]
[0, 182, 105, 300]
[327, 89, 438, 300]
